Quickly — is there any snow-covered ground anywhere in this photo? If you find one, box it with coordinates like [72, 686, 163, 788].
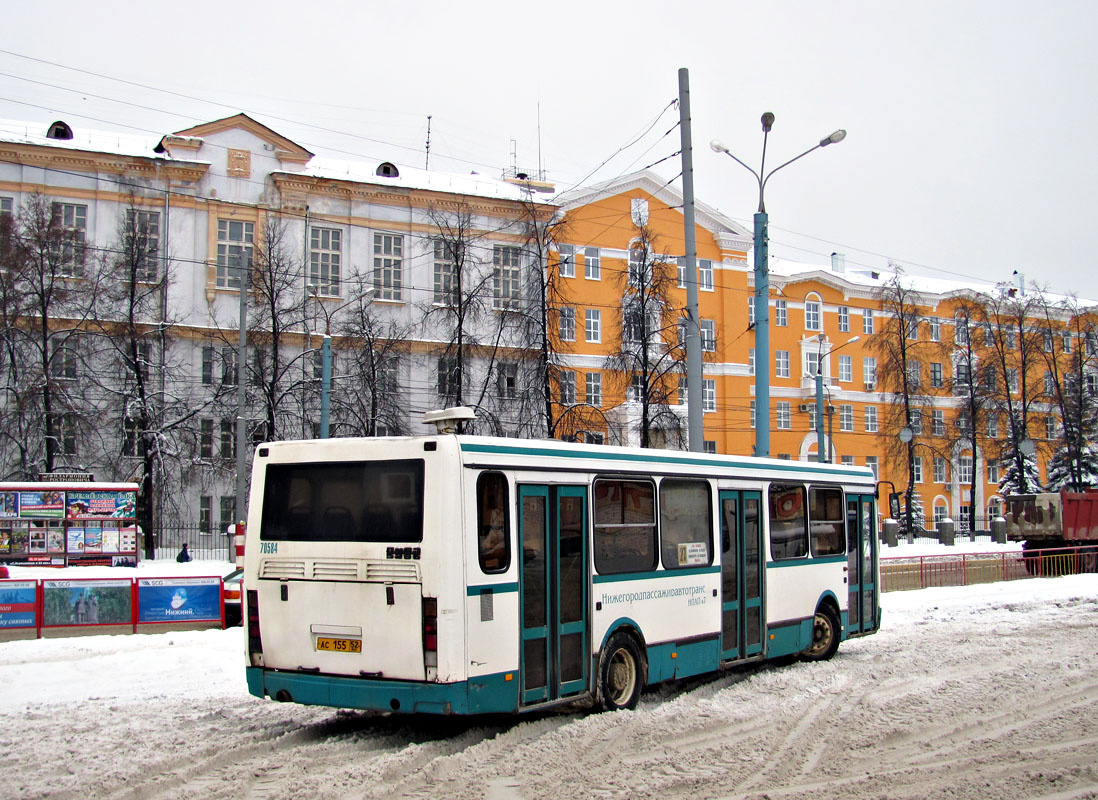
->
[2, 551, 1096, 800]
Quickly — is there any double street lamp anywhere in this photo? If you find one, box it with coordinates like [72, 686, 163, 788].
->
[711, 115, 846, 458]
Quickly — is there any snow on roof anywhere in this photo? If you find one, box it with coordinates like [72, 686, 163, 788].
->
[290, 157, 555, 205]
[767, 255, 1093, 306]
[0, 118, 169, 161]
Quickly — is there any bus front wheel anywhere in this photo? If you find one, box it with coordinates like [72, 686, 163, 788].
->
[801, 604, 841, 662]
[598, 632, 645, 711]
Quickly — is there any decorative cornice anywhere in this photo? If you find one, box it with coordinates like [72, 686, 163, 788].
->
[0, 142, 207, 183]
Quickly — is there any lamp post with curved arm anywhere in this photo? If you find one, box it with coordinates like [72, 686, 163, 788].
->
[711, 117, 846, 457]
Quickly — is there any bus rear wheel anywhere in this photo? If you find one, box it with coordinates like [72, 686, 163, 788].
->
[801, 604, 841, 662]
[598, 632, 645, 711]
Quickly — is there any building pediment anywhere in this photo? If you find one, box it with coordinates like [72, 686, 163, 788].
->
[159, 113, 314, 165]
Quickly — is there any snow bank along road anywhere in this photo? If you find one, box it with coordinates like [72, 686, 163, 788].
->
[3, 575, 1097, 800]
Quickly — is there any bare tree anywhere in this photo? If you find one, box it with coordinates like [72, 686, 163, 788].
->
[875, 269, 932, 533]
[604, 224, 688, 449]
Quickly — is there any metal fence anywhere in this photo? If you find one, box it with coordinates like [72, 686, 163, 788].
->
[881, 545, 1098, 592]
[155, 524, 234, 563]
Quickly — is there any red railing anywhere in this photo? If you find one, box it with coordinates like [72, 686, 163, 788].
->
[880, 545, 1098, 592]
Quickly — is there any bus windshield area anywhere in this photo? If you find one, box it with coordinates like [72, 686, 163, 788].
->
[260, 459, 424, 542]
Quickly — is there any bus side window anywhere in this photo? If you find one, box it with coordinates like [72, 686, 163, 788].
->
[659, 479, 712, 569]
[769, 483, 807, 560]
[809, 487, 845, 557]
[477, 472, 510, 574]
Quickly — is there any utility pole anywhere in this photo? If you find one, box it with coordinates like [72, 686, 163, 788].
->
[678, 67, 704, 452]
[235, 251, 248, 530]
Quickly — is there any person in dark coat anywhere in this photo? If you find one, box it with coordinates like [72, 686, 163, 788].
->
[176, 542, 192, 563]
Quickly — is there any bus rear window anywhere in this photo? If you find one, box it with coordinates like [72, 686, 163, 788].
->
[260, 460, 424, 542]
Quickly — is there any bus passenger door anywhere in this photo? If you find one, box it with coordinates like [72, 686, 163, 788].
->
[519, 485, 589, 705]
[719, 490, 764, 661]
[846, 494, 879, 635]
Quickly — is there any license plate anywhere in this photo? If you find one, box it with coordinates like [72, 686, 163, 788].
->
[316, 637, 362, 653]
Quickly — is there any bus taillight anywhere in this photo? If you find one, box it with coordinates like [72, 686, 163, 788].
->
[247, 589, 264, 666]
[423, 596, 438, 671]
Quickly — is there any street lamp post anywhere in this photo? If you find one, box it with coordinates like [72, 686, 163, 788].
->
[814, 335, 859, 463]
[308, 284, 376, 439]
[711, 117, 846, 458]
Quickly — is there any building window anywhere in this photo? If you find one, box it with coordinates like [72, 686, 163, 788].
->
[955, 362, 971, 390]
[700, 319, 716, 352]
[584, 247, 600, 280]
[906, 316, 919, 340]
[805, 298, 821, 331]
[1044, 371, 1055, 395]
[840, 404, 853, 432]
[1063, 332, 1072, 353]
[748, 296, 755, 325]
[1007, 368, 1019, 393]
[124, 209, 160, 282]
[558, 244, 575, 278]
[906, 360, 921, 389]
[559, 306, 576, 342]
[309, 227, 343, 297]
[585, 309, 601, 343]
[219, 419, 234, 460]
[748, 348, 755, 376]
[806, 350, 821, 378]
[864, 405, 878, 432]
[958, 456, 973, 484]
[776, 401, 791, 429]
[988, 499, 1003, 519]
[841, 455, 854, 466]
[371, 235, 401, 305]
[198, 496, 212, 533]
[703, 440, 716, 454]
[628, 242, 650, 287]
[50, 342, 77, 380]
[559, 370, 576, 405]
[678, 376, 687, 405]
[52, 202, 87, 277]
[838, 354, 852, 383]
[750, 399, 756, 429]
[220, 496, 236, 530]
[627, 374, 644, 403]
[930, 362, 943, 388]
[808, 403, 817, 432]
[432, 240, 459, 305]
[703, 379, 716, 413]
[774, 300, 788, 327]
[437, 357, 460, 401]
[585, 372, 602, 406]
[933, 456, 946, 483]
[988, 460, 1000, 484]
[838, 305, 849, 332]
[216, 219, 253, 289]
[497, 363, 518, 400]
[910, 409, 922, 435]
[929, 317, 941, 342]
[48, 412, 77, 456]
[775, 350, 790, 378]
[221, 346, 237, 386]
[698, 259, 714, 291]
[865, 456, 878, 479]
[864, 357, 877, 388]
[955, 313, 969, 346]
[863, 309, 874, 335]
[122, 417, 144, 458]
[934, 504, 947, 525]
[987, 414, 999, 438]
[932, 409, 945, 437]
[1046, 415, 1058, 440]
[199, 419, 214, 459]
[493, 245, 522, 309]
[913, 457, 923, 483]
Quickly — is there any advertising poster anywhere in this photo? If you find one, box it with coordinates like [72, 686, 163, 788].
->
[65, 491, 137, 520]
[67, 527, 85, 553]
[100, 528, 119, 554]
[19, 491, 65, 519]
[0, 580, 37, 628]
[0, 528, 9, 552]
[29, 528, 46, 553]
[42, 579, 132, 626]
[8, 524, 27, 554]
[0, 492, 17, 518]
[137, 577, 220, 623]
[119, 527, 136, 552]
[83, 526, 101, 553]
[47, 527, 64, 554]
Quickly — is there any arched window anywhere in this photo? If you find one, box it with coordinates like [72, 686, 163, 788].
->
[804, 293, 822, 331]
[375, 162, 399, 178]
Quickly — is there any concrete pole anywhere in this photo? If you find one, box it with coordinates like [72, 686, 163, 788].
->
[320, 334, 331, 438]
[754, 212, 770, 457]
[816, 370, 826, 463]
[678, 68, 704, 452]
[235, 252, 247, 527]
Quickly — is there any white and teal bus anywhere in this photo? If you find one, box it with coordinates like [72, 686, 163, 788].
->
[243, 411, 880, 715]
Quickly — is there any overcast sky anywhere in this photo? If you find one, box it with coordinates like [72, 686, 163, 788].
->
[4, 1, 1097, 300]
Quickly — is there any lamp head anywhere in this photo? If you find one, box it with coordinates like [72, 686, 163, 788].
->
[820, 129, 847, 147]
[709, 139, 729, 154]
[761, 112, 775, 133]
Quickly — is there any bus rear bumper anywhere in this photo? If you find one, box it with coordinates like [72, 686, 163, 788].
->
[246, 667, 519, 715]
